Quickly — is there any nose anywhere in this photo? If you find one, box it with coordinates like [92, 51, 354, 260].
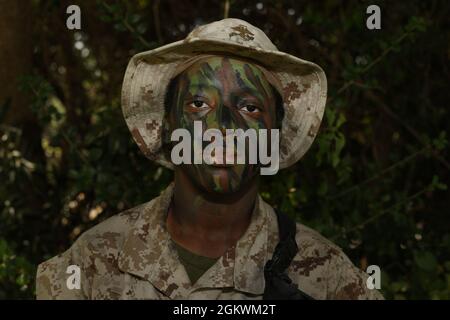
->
[216, 105, 238, 132]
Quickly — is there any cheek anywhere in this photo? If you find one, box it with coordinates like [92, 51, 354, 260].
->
[240, 112, 270, 131]
[171, 106, 194, 131]
[170, 99, 183, 124]
[262, 100, 278, 129]
[239, 103, 277, 130]
[260, 113, 274, 129]
[186, 109, 210, 123]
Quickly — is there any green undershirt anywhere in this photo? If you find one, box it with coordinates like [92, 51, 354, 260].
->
[172, 240, 220, 285]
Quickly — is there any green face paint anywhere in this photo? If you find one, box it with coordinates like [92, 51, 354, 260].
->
[167, 56, 278, 194]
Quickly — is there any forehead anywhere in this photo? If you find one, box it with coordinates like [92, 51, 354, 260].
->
[181, 56, 269, 86]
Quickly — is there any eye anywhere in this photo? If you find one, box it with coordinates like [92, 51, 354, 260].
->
[240, 104, 261, 113]
[189, 100, 210, 109]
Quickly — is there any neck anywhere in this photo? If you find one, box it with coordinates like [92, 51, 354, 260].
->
[167, 169, 258, 257]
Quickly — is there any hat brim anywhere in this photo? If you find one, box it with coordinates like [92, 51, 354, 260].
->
[121, 37, 327, 170]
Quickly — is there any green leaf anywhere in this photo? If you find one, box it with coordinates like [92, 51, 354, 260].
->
[414, 251, 438, 271]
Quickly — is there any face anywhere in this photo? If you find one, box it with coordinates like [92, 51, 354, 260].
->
[167, 56, 279, 194]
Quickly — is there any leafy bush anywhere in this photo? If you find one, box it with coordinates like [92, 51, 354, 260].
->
[0, 0, 448, 299]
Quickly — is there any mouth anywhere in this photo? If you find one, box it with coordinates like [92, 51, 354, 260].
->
[207, 162, 235, 168]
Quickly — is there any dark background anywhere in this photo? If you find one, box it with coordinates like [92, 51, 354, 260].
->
[0, 0, 448, 299]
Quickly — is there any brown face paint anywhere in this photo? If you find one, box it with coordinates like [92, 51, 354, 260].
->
[167, 56, 278, 194]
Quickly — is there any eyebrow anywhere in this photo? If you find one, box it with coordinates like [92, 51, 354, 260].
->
[187, 84, 219, 91]
[187, 84, 263, 98]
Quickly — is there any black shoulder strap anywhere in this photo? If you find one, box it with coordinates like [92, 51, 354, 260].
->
[263, 209, 315, 300]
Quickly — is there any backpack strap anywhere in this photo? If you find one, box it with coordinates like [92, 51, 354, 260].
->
[263, 209, 315, 300]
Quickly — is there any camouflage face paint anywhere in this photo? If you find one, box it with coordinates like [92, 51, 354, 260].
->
[168, 56, 278, 194]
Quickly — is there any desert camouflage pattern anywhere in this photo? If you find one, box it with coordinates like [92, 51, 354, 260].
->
[121, 18, 327, 170]
[36, 184, 383, 300]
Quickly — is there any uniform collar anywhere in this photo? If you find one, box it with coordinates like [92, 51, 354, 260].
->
[117, 183, 271, 298]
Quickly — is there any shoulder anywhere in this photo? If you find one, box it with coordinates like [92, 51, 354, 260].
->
[75, 202, 147, 252]
[288, 222, 384, 300]
[294, 223, 343, 270]
[36, 201, 151, 300]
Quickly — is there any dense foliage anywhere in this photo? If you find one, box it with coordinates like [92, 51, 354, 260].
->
[0, 0, 448, 299]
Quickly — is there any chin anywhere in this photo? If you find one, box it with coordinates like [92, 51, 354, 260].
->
[183, 164, 256, 195]
[203, 165, 254, 194]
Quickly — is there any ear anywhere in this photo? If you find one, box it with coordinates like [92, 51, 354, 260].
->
[160, 118, 174, 162]
[162, 118, 172, 144]
[270, 84, 285, 129]
[163, 74, 179, 141]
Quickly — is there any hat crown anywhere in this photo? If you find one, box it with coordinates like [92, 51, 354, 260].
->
[186, 18, 278, 51]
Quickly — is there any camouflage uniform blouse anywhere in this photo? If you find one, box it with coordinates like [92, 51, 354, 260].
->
[36, 184, 384, 300]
